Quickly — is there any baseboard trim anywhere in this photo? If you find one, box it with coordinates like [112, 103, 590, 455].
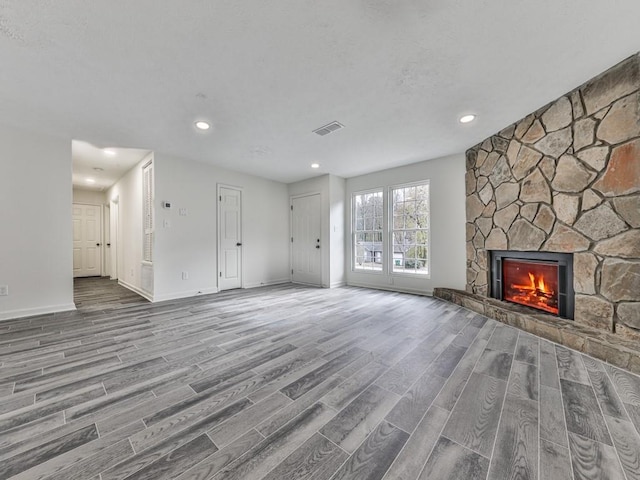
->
[153, 288, 219, 303]
[118, 280, 154, 302]
[345, 281, 433, 297]
[243, 278, 290, 289]
[151, 280, 292, 303]
[0, 303, 77, 321]
[330, 281, 346, 288]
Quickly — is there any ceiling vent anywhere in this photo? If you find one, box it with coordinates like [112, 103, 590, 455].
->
[313, 121, 344, 136]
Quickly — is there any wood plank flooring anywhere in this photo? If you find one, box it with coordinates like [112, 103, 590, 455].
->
[1, 278, 640, 479]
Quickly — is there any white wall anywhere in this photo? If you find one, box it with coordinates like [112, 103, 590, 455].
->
[346, 153, 466, 295]
[152, 153, 290, 301]
[73, 188, 106, 205]
[0, 124, 74, 319]
[107, 153, 153, 299]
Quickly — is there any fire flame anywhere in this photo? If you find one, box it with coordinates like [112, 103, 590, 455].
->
[507, 270, 557, 314]
[514, 272, 552, 294]
[528, 272, 549, 293]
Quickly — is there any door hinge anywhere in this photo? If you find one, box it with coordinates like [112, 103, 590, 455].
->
[291, 269, 294, 275]
[219, 195, 222, 201]
[291, 237, 293, 243]
[219, 272, 222, 277]
[290, 205, 293, 211]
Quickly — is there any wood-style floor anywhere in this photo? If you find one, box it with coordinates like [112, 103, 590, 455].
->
[1, 279, 639, 480]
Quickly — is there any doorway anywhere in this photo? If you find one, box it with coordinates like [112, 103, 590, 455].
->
[218, 185, 243, 291]
[72, 203, 102, 277]
[291, 193, 322, 286]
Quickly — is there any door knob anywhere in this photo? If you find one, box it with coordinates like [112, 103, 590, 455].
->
[107, 243, 111, 247]
[236, 242, 242, 246]
[316, 245, 320, 249]
[96, 243, 101, 247]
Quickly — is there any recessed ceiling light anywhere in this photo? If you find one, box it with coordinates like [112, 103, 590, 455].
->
[195, 121, 211, 131]
[86, 178, 96, 184]
[103, 148, 117, 156]
[93, 167, 104, 172]
[459, 114, 476, 124]
[311, 163, 320, 169]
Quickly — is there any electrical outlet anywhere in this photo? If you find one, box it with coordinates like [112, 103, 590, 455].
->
[0, 285, 8, 296]
[179, 208, 188, 216]
[182, 271, 189, 280]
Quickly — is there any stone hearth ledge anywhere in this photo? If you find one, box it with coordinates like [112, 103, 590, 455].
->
[434, 287, 640, 375]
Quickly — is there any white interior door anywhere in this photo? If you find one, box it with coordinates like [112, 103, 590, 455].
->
[291, 193, 322, 286]
[219, 186, 243, 290]
[73, 204, 102, 277]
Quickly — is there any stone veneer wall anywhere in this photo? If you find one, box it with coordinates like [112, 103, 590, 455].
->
[465, 53, 640, 338]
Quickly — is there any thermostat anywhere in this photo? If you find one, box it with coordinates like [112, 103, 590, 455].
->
[162, 201, 171, 209]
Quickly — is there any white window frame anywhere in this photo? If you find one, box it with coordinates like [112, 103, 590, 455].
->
[351, 188, 385, 275]
[142, 160, 154, 265]
[389, 180, 431, 278]
[350, 180, 431, 279]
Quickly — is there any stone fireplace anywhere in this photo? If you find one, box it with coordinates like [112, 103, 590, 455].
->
[435, 52, 640, 373]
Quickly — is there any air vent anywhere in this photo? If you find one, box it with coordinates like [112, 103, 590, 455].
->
[313, 121, 344, 136]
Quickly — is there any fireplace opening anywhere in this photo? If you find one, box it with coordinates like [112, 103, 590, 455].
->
[490, 250, 574, 319]
[503, 259, 559, 315]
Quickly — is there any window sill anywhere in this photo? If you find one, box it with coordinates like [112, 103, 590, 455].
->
[391, 271, 431, 279]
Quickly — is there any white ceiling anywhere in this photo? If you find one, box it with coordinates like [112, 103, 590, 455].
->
[1, 1, 639, 184]
[72, 141, 150, 191]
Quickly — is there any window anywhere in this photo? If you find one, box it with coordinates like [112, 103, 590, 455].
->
[353, 190, 383, 271]
[391, 182, 429, 274]
[142, 160, 154, 263]
[351, 181, 430, 277]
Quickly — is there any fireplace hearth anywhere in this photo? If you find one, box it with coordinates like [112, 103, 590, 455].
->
[490, 251, 574, 319]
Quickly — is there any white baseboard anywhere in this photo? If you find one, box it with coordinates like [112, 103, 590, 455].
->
[149, 279, 292, 303]
[118, 280, 154, 302]
[243, 278, 290, 289]
[0, 303, 77, 321]
[153, 287, 219, 303]
[330, 281, 346, 288]
[345, 281, 433, 297]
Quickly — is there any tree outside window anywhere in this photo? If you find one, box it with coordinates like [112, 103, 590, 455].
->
[353, 191, 383, 271]
[391, 183, 429, 275]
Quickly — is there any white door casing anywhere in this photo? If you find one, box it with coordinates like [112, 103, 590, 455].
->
[104, 205, 111, 277]
[72, 203, 102, 277]
[218, 185, 243, 291]
[110, 198, 119, 280]
[291, 193, 322, 286]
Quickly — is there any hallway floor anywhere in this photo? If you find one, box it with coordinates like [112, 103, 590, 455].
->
[73, 277, 148, 310]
